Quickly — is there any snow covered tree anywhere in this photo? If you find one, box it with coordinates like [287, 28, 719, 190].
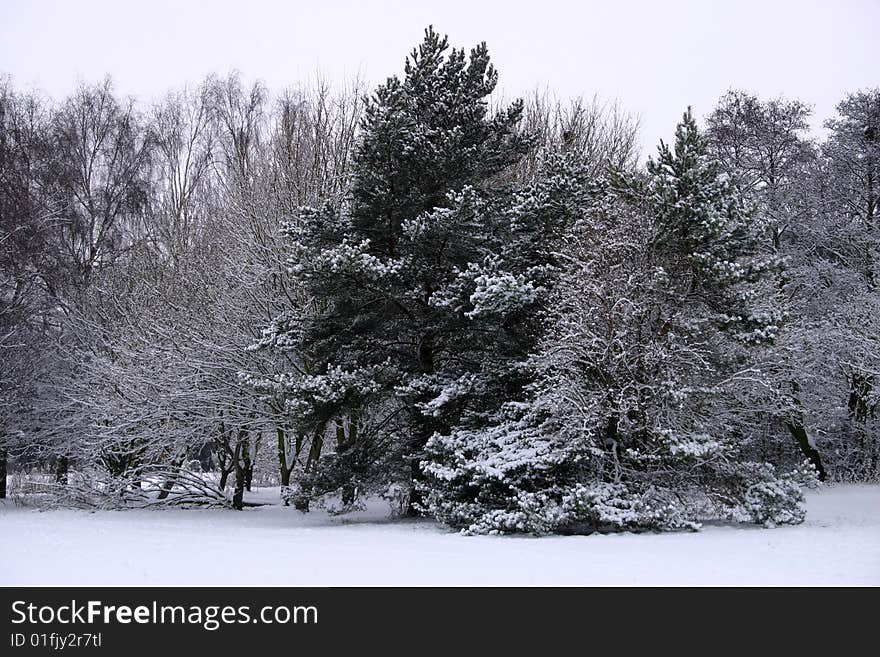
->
[422, 109, 814, 535]
[705, 88, 880, 482]
[706, 91, 829, 479]
[0, 83, 56, 499]
[707, 91, 815, 253]
[823, 89, 880, 290]
[517, 91, 641, 182]
[815, 89, 880, 479]
[259, 27, 531, 510]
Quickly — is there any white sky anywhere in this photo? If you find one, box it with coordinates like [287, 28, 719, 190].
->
[1, 0, 877, 158]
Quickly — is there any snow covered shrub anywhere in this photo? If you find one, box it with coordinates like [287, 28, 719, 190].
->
[316, 491, 367, 515]
[420, 403, 700, 535]
[557, 483, 700, 533]
[381, 482, 411, 517]
[457, 484, 701, 536]
[461, 491, 559, 535]
[280, 483, 300, 507]
[741, 461, 819, 527]
[419, 401, 571, 534]
[743, 479, 804, 527]
[420, 409, 708, 536]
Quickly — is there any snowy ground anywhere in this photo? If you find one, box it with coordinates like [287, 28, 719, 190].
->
[1, 484, 878, 586]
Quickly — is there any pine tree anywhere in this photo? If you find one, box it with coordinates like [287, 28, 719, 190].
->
[259, 28, 530, 509]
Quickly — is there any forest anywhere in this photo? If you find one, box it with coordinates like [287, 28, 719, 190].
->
[1, 27, 878, 535]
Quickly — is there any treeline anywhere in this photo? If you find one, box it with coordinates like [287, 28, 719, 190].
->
[0, 28, 877, 532]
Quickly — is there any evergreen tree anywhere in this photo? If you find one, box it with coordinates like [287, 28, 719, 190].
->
[258, 27, 530, 509]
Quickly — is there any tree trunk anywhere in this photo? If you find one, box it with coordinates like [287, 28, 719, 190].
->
[345, 414, 358, 504]
[404, 335, 438, 517]
[155, 476, 175, 500]
[55, 455, 69, 485]
[277, 427, 292, 505]
[304, 428, 323, 472]
[336, 417, 357, 507]
[294, 424, 327, 513]
[216, 434, 233, 492]
[405, 458, 423, 517]
[243, 436, 253, 492]
[219, 467, 231, 491]
[0, 449, 7, 499]
[787, 381, 827, 481]
[232, 469, 245, 510]
[232, 466, 245, 511]
[244, 466, 254, 491]
[232, 432, 247, 510]
[785, 421, 827, 482]
[155, 456, 184, 500]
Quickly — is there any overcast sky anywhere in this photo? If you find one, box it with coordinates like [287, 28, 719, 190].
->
[1, 0, 877, 158]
